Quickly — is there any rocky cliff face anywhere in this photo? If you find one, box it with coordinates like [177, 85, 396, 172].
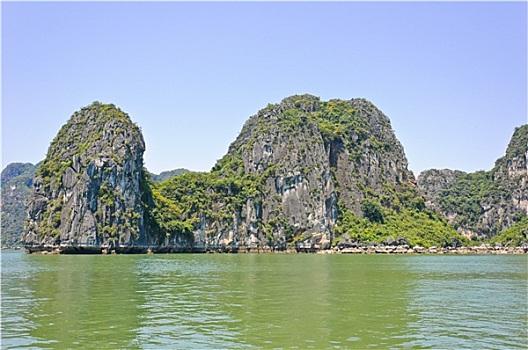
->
[23, 102, 151, 253]
[1, 162, 39, 247]
[418, 125, 528, 239]
[417, 169, 465, 212]
[155, 95, 457, 251]
[218, 95, 339, 249]
[22, 96, 464, 253]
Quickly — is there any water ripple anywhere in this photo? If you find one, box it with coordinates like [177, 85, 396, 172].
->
[2, 252, 526, 349]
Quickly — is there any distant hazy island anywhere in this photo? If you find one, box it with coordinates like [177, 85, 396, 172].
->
[2, 95, 527, 253]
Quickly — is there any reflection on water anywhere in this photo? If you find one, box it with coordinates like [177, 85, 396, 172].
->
[1, 251, 527, 349]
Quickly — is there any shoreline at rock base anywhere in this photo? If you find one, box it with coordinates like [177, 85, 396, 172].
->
[21, 243, 528, 255]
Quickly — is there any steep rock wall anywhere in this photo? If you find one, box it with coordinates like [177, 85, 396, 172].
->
[23, 102, 151, 252]
[156, 95, 435, 251]
[22, 96, 464, 253]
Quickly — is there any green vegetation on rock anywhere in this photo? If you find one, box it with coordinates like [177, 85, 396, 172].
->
[18, 97, 526, 252]
[418, 125, 527, 242]
[150, 94, 462, 248]
[490, 217, 528, 247]
[24, 102, 150, 250]
[1, 162, 39, 247]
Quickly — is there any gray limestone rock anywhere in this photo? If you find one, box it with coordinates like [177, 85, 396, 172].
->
[23, 102, 151, 253]
[170, 95, 419, 251]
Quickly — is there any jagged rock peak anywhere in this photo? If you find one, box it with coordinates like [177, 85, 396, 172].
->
[23, 102, 150, 253]
[278, 94, 321, 113]
[493, 124, 528, 179]
[225, 94, 414, 200]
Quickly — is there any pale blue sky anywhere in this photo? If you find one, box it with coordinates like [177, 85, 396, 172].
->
[2, 1, 527, 176]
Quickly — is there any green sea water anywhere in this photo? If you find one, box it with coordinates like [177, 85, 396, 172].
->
[1, 250, 527, 349]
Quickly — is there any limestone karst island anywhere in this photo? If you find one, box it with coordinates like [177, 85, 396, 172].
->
[2, 95, 527, 254]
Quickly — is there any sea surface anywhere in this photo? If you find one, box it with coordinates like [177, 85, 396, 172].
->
[1, 250, 527, 349]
